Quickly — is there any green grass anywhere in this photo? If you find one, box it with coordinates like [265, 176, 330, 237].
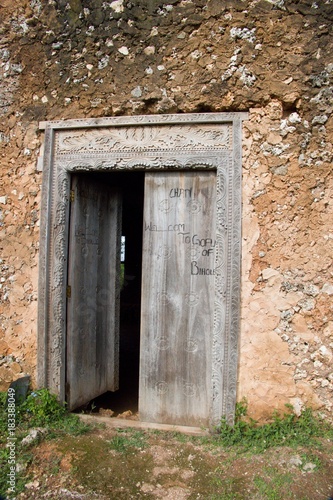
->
[298, 452, 321, 470]
[108, 428, 148, 453]
[0, 388, 91, 498]
[60, 432, 154, 497]
[253, 467, 293, 500]
[208, 476, 246, 499]
[19, 388, 67, 426]
[215, 398, 333, 452]
[1, 392, 332, 499]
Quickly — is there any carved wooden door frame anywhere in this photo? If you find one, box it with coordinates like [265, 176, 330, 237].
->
[37, 112, 248, 426]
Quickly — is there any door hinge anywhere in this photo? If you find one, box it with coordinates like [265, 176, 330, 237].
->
[70, 190, 75, 203]
[66, 285, 71, 298]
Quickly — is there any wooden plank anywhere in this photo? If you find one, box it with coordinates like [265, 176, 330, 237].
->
[140, 172, 216, 426]
[66, 175, 121, 410]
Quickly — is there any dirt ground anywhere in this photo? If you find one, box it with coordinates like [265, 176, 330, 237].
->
[14, 419, 333, 500]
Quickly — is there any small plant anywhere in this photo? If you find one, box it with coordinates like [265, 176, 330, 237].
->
[299, 452, 321, 470]
[108, 429, 148, 454]
[217, 398, 333, 452]
[170, 431, 192, 443]
[21, 388, 67, 426]
[108, 434, 129, 453]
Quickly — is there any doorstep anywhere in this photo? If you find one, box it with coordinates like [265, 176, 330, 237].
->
[77, 413, 210, 436]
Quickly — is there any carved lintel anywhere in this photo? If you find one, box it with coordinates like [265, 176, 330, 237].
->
[55, 124, 232, 157]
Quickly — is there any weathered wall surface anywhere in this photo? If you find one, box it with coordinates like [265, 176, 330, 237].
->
[0, 0, 332, 421]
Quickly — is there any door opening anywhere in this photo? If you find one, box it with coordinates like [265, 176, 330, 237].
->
[69, 171, 145, 417]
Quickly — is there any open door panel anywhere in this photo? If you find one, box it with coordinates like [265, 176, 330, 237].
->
[140, 171, 216, 426]
[66, 175, 122, 410]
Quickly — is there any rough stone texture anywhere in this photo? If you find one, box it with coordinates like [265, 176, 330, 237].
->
[0, 0, 332, 422]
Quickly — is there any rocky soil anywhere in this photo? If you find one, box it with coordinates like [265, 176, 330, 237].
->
[10, 422, 333, 500]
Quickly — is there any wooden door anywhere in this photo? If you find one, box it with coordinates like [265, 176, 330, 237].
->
[66, 175, 122, 410]
[140, 172, 216, 426]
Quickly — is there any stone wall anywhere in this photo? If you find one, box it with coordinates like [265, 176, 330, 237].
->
[0, 0, 332, 421]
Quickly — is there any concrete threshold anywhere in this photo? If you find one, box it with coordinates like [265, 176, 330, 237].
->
[77, 413, 210, 436]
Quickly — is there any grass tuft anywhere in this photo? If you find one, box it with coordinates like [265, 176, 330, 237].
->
[108, 429, 148, 453]
[216, 398, 333, 452]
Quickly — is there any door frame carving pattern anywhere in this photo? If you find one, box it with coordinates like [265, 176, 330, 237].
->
[37, 112, 248, 426]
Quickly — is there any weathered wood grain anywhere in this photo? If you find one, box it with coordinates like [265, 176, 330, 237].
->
[140, 172, 216, 426]
[66, 175, 121, 410]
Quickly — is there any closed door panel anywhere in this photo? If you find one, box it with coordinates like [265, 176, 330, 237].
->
[140, 171, 216, 426]
[66, 175, 122, 410]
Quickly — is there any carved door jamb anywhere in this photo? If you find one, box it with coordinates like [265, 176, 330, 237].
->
[37, 112, 248, 427]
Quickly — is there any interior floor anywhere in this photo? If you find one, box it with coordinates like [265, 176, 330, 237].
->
[88, 316, 140, 416]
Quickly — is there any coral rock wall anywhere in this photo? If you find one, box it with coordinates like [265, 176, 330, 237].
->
[0, 0, 332, 421]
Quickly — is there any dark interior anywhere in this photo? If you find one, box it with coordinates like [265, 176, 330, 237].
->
[73, 171, 145, 416]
